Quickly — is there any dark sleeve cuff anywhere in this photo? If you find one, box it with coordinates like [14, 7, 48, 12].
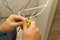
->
[0, 32, 7, 37]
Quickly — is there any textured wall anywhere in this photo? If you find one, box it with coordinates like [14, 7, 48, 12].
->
[0, 0, 39, 17]
[0, 0, 54, 40]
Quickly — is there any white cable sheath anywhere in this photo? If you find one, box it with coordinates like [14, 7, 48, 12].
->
[18, 0, 50, 19]
[30, 0, 50, 19]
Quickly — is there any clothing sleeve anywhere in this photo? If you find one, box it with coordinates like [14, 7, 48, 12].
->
[0, 29, 17, 40]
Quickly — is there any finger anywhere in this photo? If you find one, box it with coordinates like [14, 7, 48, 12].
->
[13, 22, 23, 27]
[29, 21, 37, 29]
[23, 21, 28, 31]
[9, 15, 26, 21]
[35, 27, 41, 40]
[34, 27, 40, 34]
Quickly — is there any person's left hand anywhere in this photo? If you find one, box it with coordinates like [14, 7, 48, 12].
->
[0, 15, 26, 33]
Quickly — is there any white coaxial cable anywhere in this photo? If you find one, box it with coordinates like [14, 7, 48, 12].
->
[18, 0, 49, 19]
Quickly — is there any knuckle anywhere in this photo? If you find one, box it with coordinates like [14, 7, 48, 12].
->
[37, 28, 40, 32]
[34, 27, 40, 33]
[33, 26, 36, 29]
[9, 15, 16, 19]
[36, 27, 40, 32]
[10, 15, 14, 17]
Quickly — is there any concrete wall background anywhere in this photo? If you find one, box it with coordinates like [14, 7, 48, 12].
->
[0, 0, 39, 17]
[0, 0, 58, 40]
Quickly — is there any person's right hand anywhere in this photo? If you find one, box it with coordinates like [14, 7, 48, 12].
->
[22, 21, 41, 40]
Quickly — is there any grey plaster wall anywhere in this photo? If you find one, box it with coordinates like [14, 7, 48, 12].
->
[0, 0, 55, 40]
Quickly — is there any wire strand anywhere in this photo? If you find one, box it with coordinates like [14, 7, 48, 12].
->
[18, 0, 49, 19]
[2, 0, 31, 15]
[18, 0, 31, 17]
[2, 0, 49, 19]
[2, 0, 14, 14]
[30, 0, 50, 19]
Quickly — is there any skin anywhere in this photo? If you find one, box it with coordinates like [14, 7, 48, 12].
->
[0, 15, 41, 40]
[0, 15, 26, 33]
[23, 21, 41, 40]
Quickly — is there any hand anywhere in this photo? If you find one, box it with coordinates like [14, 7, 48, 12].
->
[22, 21, 41, 40]
[0, 15, 26, 33]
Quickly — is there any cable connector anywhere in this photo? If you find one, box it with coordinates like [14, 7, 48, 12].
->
[27, 19, 32, 26]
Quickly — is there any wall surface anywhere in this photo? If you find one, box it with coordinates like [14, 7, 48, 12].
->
[0, 0, 58, 40]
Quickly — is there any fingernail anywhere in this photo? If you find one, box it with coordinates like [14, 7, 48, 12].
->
[23, 18, 27, 21]
[31, 21, 36, 23]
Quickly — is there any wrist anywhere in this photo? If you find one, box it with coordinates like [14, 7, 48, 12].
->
[0, 26, 3, 32]
[0, 25, 6, 33]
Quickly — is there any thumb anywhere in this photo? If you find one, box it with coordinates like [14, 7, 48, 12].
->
[23, 21, 28, 31]
[14, 22, 23, 27]
[29, 21, 37, 29]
